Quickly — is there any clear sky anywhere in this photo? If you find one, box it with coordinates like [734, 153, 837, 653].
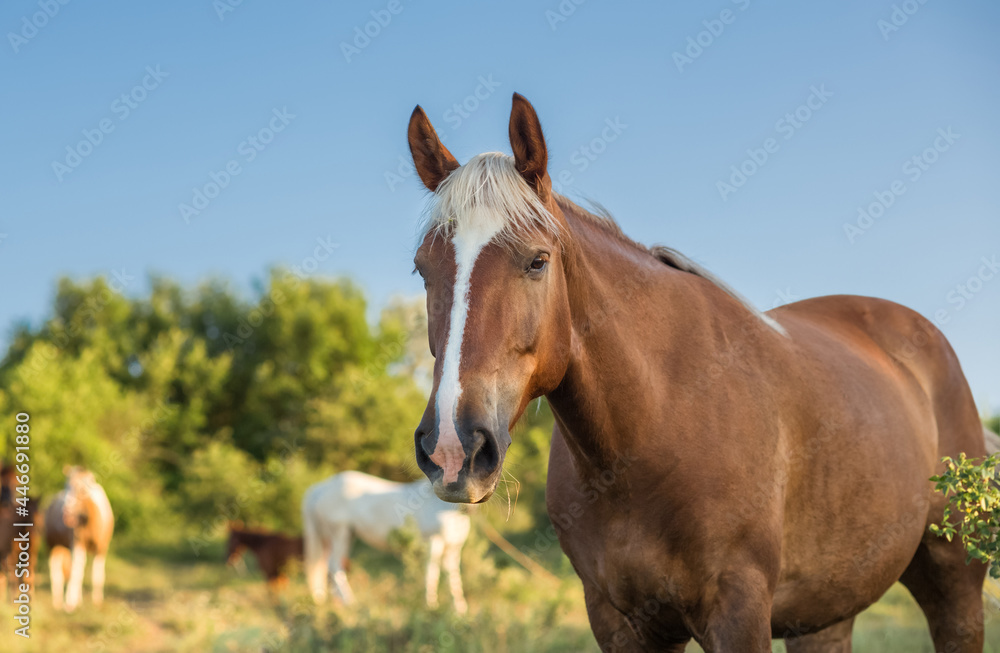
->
[1, 0, 998, 409]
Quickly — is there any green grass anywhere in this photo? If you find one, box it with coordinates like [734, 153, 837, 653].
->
[4, 533, 1000, 652]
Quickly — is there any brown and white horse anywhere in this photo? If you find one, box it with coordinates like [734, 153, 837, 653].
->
[406, 94, 988, 651]
[44, 466, 114, 612]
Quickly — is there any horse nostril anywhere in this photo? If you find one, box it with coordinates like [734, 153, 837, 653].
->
[470, 428, 499, 475]
[416, 429, 434, 458]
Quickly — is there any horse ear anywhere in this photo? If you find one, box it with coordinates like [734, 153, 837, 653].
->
[509, 93, 551, 201]
[408, 106, 459, 192]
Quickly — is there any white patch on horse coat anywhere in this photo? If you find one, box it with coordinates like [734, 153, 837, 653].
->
[431, 216, 504, 483]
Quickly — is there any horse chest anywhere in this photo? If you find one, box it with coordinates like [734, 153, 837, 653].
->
[565, 515, 693, 643]
[547, 437, 703, 641]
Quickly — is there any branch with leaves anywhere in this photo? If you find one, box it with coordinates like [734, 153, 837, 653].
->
[929, 452, 1000, 579]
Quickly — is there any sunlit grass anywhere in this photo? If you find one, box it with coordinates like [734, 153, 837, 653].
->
[4, 535, 1000, 652]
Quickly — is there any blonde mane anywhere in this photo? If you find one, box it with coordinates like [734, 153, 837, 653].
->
[420, 152, 559, 246]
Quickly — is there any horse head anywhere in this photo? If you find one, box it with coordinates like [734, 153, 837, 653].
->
[62, 465, 96, 528]
[408, 94, 573, 504]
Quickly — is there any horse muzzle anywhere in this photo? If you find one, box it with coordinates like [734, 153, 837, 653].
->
[415, 418, 510, 504]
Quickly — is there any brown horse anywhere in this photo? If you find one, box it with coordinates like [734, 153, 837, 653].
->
[406, 93, 988, 651]
[44, 466, 114, 612]
[225, 523, 304, 592]
[0, 463, 41, 600]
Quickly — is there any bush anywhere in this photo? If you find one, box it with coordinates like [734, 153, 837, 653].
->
[929, 452, 1000, 578]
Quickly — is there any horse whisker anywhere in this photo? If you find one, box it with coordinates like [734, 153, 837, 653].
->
[499, 469, 521, 522]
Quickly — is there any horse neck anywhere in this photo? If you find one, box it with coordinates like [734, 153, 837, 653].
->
[547, 208, 776, 477]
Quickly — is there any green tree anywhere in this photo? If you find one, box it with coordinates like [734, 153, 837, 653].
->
[0, 269, 557, 545]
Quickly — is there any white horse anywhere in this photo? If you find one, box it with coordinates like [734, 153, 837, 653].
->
[302, 471, 470, 613]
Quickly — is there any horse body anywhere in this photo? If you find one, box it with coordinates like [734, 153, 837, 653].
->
[544, 218, 983, 648]
[404, 94, 987, 651]
[302, 471, 469, 612]
[225, 525, 303, 592]
[43, 467, 114, 612]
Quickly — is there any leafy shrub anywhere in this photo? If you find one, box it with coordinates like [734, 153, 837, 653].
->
[929, 452, 1000, 578]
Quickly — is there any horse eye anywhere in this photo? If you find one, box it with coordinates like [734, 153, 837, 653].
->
[528, 255, 549, 272]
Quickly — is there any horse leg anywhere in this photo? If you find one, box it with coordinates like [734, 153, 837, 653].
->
[48, 546, 68, 610]
[328, 526, 354, 605]
[579, 579, 681, 652]
[442, 541, 467, 614]
[425, 535, 443, 609]
[697, 569, 773, 653]
[304, 518, 330, 603]
[783, 618, 854, 653]
[899, 537, 986, 653]
[91, 553, 106, 605]
[63, 543, 87, 612]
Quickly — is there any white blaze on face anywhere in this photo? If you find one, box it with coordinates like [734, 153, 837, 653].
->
[430, 215, 504, 484]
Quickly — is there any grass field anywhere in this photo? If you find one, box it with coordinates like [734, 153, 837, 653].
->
[4, 528, 1000, 652]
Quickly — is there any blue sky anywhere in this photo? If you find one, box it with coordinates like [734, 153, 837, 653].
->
[1, 0, 998, 409]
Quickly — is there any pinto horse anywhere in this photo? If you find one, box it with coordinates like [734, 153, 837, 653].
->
[405, 93, 989, 651]
[44, 466, 114, 612]
[225, 523, 304, 592]
[302, 471, 470, 612]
